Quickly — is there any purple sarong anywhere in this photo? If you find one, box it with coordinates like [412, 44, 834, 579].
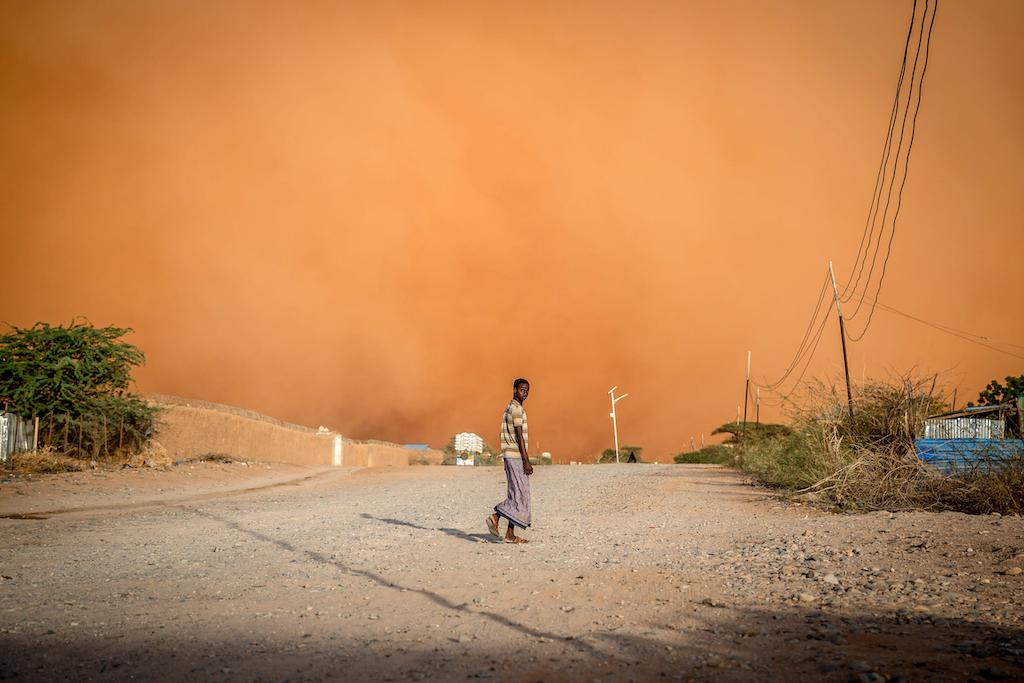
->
[494, 456, 531, 529]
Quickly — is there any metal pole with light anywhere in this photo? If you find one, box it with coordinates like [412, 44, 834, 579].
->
[608, 386, 629, 463]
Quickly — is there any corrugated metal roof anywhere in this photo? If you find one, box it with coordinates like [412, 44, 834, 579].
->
[926, 403, 1016, 421]
[923, 417, 1004, 439]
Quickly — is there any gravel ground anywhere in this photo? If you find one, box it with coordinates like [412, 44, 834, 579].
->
[1, 463, 1023, 682]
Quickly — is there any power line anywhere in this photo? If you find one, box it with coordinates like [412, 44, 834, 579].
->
[845, 0, 928, 317]
[755, 270, 831, 390]
[758, 299, 835, 407]
[747, 1, 945, 413]
[846, 0, 936, 325]
[841, 0, 919, 304]
[848, 0, 939, 339]
[846, 289, 1024, 360]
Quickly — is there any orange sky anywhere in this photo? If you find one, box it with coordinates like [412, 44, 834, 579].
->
[1, 1, 1021, 462]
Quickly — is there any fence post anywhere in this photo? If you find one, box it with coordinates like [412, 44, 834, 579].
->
[33, 417, 39, 451]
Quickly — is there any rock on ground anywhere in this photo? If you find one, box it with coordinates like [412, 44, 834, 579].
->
[1, 463, 1022, 681]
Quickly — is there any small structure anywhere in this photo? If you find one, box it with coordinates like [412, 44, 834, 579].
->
[914, 401, 1024, 474]
[454, 432, 483, 454]
[0, 412, 36, 463]
[453, 431, 483, 466]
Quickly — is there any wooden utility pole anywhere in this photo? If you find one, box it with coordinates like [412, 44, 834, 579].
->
[755, 386, 761, 425]
[742, 351, 751, 424]
[828, 261, 855, 420]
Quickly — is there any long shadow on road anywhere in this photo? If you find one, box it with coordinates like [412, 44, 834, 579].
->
[185, 510, 1024, 681]
[188, 508, 602, 658]
[358, 512, 499, 544]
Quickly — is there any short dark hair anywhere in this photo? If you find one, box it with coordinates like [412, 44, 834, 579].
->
[513, 378, 530, 390]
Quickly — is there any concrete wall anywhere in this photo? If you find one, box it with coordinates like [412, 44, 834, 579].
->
[150, 396, 443, 467]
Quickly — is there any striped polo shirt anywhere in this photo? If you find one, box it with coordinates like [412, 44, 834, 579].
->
[499, 399, 528, 457]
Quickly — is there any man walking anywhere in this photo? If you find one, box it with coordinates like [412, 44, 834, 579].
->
[487, 378, 533, 543]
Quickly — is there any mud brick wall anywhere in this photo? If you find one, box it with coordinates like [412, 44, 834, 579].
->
[342, 440, 444, 467]
[150, 396, 443, 467]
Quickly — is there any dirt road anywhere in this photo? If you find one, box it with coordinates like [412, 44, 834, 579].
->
[2, 463, 1023, 682]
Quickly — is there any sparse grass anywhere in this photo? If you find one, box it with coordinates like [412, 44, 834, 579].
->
[440, 452, 547, 467]
[442, 453, 499, 466]
[5, 441, 176, 474]
[477, 452, 501, 467]
[6, 447, 86, 473]
[717, 373, 1024, 515]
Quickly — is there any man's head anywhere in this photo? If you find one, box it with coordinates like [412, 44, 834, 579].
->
[513, 378, 530, 403]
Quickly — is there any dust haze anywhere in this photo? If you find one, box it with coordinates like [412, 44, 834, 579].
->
[1, 1, 1022, 461]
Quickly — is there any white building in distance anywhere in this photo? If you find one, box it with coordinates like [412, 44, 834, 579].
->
[454, 432, 484, 454]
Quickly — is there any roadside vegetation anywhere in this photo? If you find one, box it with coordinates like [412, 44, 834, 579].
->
[1, 320, 158, 469]
[597, 445, 643, 463]
[440, 437, 550, 466]
[676, 373, 1024, 515]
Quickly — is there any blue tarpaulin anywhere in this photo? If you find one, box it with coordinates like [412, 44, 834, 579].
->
[914, 438, 1024, 474]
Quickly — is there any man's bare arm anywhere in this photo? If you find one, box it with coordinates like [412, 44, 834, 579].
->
[515, 425, 533, 475]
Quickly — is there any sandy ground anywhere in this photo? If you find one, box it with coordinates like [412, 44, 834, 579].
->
[1, 463, 1023, 682]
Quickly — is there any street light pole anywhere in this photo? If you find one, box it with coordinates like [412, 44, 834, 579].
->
[608, 386, 629, 463]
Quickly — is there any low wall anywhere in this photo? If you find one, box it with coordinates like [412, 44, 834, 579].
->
[150, 396, 442, 467]
[153, 400, 336, 465]
[342, 440, 442, 467]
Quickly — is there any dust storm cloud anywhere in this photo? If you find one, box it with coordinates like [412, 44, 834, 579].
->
[1, 1, 1022, 461]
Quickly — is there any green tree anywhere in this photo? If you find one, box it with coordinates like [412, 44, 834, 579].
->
[971, 375, 1024, 407]
[598, 445, 643, 463]
[0, 320, 157, 458]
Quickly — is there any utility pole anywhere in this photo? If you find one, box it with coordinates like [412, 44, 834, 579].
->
[701, 433, 705, 448]
[742, 351, 751, 424]
[828, 261, 855, 420]
[951, 388, 958, 411]
[608, 387, 629, 463]
[755, 386, 760, 425]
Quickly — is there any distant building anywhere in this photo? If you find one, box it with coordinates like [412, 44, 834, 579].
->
[454, 432, 484, 454]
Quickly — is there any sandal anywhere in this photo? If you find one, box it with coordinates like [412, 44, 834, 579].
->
[505, 536, 529, 544]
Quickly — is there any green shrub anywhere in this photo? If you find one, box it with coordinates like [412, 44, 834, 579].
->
[0, 320, 158, 459]
[674, 445, 733, 464]
[597, 445, 643, 463]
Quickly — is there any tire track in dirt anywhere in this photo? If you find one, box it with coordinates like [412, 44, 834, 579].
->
[0, 467, 340, 520]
